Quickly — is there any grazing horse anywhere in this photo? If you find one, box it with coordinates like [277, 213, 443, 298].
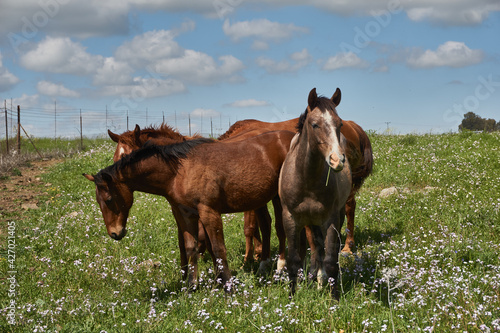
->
[84, 131, 295, 288]
[220, 104, 373, 254]
[108, 124, 281, 271]
[279, 88, 352, 299]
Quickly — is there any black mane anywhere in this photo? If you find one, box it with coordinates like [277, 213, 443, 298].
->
[296, 96, 337, 134]
[96, 137, 215, 180]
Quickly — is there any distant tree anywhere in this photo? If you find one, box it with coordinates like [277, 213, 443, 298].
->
[459, 112, 484, 131]
[459, 112, 500, 132]
[484, 118, 497, 132]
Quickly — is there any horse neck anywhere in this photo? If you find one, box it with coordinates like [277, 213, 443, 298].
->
[295, 126, 328, 179]
[116, 156, 177, 197]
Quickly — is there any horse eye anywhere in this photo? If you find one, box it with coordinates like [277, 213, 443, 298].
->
[312, 123, 320, 129]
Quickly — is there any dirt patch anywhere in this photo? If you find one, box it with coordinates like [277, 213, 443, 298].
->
[0, 158, 62, 231]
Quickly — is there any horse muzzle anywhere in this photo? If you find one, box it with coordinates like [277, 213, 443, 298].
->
[109, 228, 127, 240]
[328, 153, 345, 172]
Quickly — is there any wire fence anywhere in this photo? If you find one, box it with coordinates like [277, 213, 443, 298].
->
[0, 102, 236, 155]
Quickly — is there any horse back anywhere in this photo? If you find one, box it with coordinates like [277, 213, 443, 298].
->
[174, 130, 295, 213]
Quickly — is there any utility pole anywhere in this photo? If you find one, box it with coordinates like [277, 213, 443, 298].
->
[385, 122, 391, 130]
[126, 110, 129, 131]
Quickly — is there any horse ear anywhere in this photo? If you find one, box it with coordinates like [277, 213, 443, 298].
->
[101, 172, 113, 183]
[83, 173, 95, 182]
[308, 88, 317, 110]
[331, 88, 341, 106]
[134, 124, 141, 143]
[108, 129, 120, 143]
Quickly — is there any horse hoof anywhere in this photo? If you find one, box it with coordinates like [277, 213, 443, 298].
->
[256, 259, 272, 276]
[276, 258, 286, 272]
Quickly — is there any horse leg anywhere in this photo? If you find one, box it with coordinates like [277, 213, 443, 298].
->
[243, 210, 257, 264]
[170, 205, 189, 279]
[324, 211, 346, 300]
[308, 225, 324, 286]
[181, 213, 200, 289]
[282, 207, 302, 296]
[198, 205, 232, 289]
[255, 206, 272, 274]
[272, 196, 287, 272]
[342, 191, 356, 254]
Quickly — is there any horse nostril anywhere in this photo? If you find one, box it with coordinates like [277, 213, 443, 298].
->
[341, 154, 346, 164]
[111, 232, 118, 239]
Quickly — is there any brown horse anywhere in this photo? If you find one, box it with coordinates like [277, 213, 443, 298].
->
[279, 88, 352, 299]
[108, 124, 278, 271]
[84, 130, 295, 288]
[108, 124, 202, 161]
[220, 101, 373, 255]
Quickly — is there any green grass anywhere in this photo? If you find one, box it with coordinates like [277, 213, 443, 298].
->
[1, 137, 110, 156]
[1, 133, 499, 332]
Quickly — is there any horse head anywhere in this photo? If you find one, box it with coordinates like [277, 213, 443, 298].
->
[108, 124, 143, 162]
[83, 172, 133, 240]
[303, 87, 345, 172]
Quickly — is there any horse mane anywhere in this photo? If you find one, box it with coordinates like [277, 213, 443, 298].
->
[218, 119, 259, 140]
[118, 123, 199, 146]
[296, 96, 337, 134]
[99, 137, 215, 179]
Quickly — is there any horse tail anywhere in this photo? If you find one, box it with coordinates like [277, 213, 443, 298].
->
[351, 126, 373, 190]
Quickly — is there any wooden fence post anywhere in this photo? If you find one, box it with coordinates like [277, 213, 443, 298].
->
[17, 105, 20, 153]
[4, 100, 8, 154]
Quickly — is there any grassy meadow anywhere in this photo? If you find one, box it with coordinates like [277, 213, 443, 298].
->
[1, 132, 499, 332]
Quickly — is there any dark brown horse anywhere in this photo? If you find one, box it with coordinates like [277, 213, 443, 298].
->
[279, 88, 352, 298]
[85, 130, 295, 288]
[108, 124, 277, 271]
[220, 101, 373, 255]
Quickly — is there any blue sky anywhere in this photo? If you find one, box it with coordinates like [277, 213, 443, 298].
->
[0, 0, 499, 138]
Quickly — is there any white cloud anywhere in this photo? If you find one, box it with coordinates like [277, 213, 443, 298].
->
[20, 37, 103, 75]
[407, 41, 484, 68]
[272, 0, 500, 26]
[155, 51, 245, 85]
[405, 2, 498, 26]
[257, 49, 312, 74]
[37, 81, 80, 98]
[190, 108, 220, 118]
[12, 94, 39, 108]
[0, 52, 20, 92]
[225, 99, 271, 108]
[1, 0, 498, 49]
[115, 29, 185, 68]
[99, 77, 186, 98]
[223, 19, 308, 42]
[322, 52, 369, 71]
[93, 57, 134, 86]
[0, 0, 130, 47]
